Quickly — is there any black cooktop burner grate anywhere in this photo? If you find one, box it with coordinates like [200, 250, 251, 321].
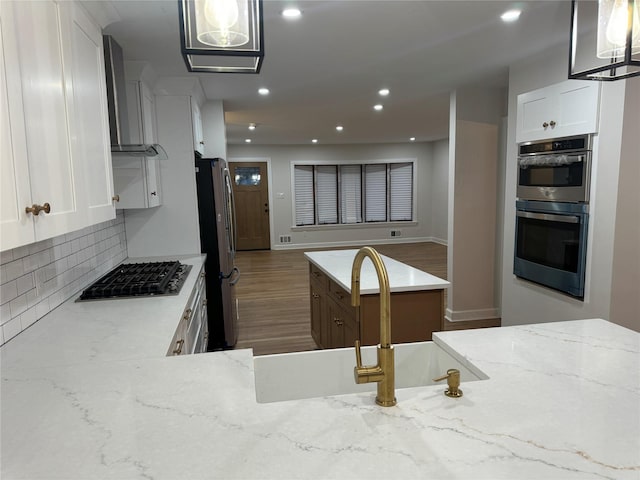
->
[78, 261, 191, 301]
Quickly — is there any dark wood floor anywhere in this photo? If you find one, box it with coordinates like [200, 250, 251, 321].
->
[234, 242, 499, 356]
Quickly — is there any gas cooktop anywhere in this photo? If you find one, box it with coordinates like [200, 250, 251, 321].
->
[77, 261, 192, 301]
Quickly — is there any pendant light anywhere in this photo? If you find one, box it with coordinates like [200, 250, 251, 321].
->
[569, 0, 640, 80]
[179, 0, 264, 74]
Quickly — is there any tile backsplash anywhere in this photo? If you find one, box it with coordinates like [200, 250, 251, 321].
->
[0, 212, 128, 345]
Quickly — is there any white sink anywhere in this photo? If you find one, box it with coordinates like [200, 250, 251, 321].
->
[254, 341, 487, 403]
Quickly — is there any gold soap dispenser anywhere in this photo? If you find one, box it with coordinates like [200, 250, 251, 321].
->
[433, 368, 463, 398]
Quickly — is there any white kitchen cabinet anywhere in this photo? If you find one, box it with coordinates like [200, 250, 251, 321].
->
[168, 266, 208, 356]
[0, 1, 115, 252]
[192, 100, 205, 155]
[70, 3, 116, 225]
[112, 80, 162, 208]
[516, 80, 600, 143]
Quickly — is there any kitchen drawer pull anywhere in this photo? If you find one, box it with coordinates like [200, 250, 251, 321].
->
[312, 293, 320, 299]
[183, 308, 192, 321]
[312, 271, 321, 278]
[334, 291, 344, 299]
[542, 122, 549, 128]
[173, 339, 184, 355]
[334, 317, 343, 326]
[549, 120, 556, 127]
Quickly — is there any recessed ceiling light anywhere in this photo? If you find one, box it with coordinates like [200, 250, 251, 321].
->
[373, 104, 383, 111]
[409, 137, 416, 141]
[501, 9, 521, 22]
[282, 8, 301, 18]
[248, 123, 256, 130]
[336, 125, 344, 132]
[258, 88, 270, 95]
[312, 139, 318, 143]
[245, 138, 252, 143]
[378, 88, 390, 96]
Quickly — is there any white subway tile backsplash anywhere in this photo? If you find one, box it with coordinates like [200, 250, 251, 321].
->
[0, 249, 14, 264]
[1, 281, 18, 304]
[9, 293, 27, 317]
[0, 211, 127, 345]
[16, 273, 34, 296]
[19, 306, 37, 330]
[2, 317, 22, 343]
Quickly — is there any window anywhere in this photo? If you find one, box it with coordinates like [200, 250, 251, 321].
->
[293, 161, 414, 226]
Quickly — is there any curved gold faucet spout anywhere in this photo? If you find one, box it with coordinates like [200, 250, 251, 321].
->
[351, 247, 396, 407]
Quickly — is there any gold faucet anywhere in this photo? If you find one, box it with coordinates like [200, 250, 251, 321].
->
[351, 247, 396, 407]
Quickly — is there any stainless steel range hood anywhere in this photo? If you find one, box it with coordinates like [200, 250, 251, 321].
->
[103, 35, 167, 160]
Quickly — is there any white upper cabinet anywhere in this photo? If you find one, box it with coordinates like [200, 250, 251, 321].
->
[516, 80, 601, 143]
[112, 80, 162, 208]
[0, 1, 115, 252]
[0, 6, 33, 249]
[70, 3, 115, 225]
[192, 100, 204, 155]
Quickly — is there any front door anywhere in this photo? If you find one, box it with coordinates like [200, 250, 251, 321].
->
[229, 161, 270, 250]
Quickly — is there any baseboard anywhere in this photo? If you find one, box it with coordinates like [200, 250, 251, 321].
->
[271, 236, 443, 251]
[445, 307, 501, 322]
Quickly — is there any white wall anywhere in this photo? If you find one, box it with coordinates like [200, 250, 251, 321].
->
[430, 139, 449, 244]
[609, 80, 640, 331]
[125, 95, 201, 257]
[227, 142, 448, 250]
[446, 87, 505, 322]
[501, 42, 638, 331]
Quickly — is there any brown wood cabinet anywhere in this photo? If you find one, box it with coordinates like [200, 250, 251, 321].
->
[308, 263, 445, 349]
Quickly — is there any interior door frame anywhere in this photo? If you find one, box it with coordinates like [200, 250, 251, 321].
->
[228, 157, 274, 250]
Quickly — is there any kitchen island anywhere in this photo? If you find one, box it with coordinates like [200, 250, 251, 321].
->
[2, 301, 638, 479]
[305, 249, 450, 348]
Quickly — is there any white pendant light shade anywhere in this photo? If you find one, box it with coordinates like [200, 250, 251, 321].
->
[596, 0, 640, 58]
[179, 0, 264, 74]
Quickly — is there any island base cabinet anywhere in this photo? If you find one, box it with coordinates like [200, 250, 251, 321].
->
[360, 290, 443, 345]
[327, 296, 358, 349]
[309, 264, 444, 349]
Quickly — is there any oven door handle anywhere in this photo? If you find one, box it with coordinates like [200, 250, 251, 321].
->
[516, 211, 580, 224]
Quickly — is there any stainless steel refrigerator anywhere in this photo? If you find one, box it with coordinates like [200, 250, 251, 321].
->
[195, 156, 239, 350]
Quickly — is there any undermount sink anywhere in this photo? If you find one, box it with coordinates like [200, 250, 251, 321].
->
[254, 341, 487, 403]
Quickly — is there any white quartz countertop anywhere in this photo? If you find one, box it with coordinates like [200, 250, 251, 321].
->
[304, 249, 450, 293]
[0, 254, 206, 371]
[1, 269, 638, 479]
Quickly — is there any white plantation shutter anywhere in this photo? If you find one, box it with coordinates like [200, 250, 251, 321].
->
[364, 164, 387, 222]
[294, 165, 314, 225]
[315, 165, 338, 224]
[389, 162, 413, 221]
[340, 165, 362, 224]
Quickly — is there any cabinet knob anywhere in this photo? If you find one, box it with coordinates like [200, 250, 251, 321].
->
[542, 122, 549, 128]
[172, 339, 185, 355]
[549, 120, 556, 127]
[150, 191, 157, 196]
[25, 203, 51, 216]
[312, 293, 320, 299]
[112, 195, 120, 202]
[334, 317, 343, 326]
[199, 141, 205, 145]
[183, 308, 192, 321]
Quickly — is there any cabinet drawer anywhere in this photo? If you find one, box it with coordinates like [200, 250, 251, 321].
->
[328, 279, 352, 311]
[309, 264, 328, 290]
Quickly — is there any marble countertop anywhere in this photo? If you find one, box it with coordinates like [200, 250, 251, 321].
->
[304, 249, 450, 294]
[0, 254, 206, 371]
[2, 311, 638, 479]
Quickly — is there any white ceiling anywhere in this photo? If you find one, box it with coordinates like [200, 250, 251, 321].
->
[96, 0, 572, 145]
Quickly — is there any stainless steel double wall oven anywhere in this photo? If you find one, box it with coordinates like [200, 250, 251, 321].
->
[514, 134, 592, 299]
